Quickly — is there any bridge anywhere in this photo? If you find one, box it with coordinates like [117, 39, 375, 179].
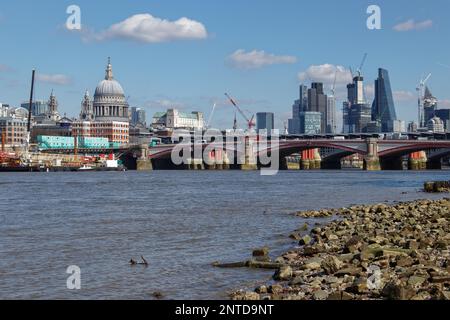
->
[135, 138, 450, 171]
[39, 138, 450, 171]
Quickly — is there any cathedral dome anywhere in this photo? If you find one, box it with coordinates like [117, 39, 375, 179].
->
[92, 58, 129, 121]
[95, 79, 125, 97]
[94, 58, 125, 98]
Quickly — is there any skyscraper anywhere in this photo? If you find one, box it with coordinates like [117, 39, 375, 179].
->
[326, 96, 336, 134]
[131, 107, 147, 126]
[308, 83, 327, 133]
[343, 75, 371, 133]
[423, 86, 438, 124]
[288, 84, 308, 134]
[372, 68, 397, 132]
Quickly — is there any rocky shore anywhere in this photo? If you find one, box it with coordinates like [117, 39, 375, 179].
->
[227, 198, 450, 300]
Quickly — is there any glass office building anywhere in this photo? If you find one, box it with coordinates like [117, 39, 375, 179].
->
[372, 68, 397, 132]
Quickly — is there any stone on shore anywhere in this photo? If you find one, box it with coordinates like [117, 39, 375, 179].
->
[231, 198, 450, 301]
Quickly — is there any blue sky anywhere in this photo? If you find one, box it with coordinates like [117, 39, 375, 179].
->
[1, 0, 449, 129]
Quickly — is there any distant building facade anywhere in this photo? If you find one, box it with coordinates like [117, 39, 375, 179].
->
[435, 109, 450, 132]
[152, 109, 204, 130]
[343, 75, 371, 133]
[427, 116, 445, 133]
[0, 117, 27, 146]
[21, 100, 49, 116]
[299, 111, 321, 134]
[256, 112, 274, 133]
[72, 121, 129, 144]
[288, 83, 328, 134]
[131, 107, 147, 126]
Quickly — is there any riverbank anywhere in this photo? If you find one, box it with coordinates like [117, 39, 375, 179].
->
[230, 198, 450, 300]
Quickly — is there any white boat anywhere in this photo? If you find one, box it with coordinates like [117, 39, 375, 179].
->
[78, 164, 94, 171]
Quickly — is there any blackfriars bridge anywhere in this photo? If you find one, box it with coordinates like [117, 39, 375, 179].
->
[124, 138, 450, 171]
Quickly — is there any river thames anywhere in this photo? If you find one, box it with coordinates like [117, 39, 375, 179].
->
[0, 170, 448, 299]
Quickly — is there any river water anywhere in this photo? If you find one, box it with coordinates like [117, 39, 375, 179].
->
[0, 170, 448, 300]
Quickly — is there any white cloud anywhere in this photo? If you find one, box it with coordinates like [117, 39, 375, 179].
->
[91, 13, 208, 43]
[144, 98, 186, 110]
[0, 64, 12, 72]
[298, 64, 352, 86]
[393, 19, 433, 32]
[36, 73, 72, 86]
[439, 99, 450, 108]
[227, 49, 297, 69]
[393, 90, 416, 102]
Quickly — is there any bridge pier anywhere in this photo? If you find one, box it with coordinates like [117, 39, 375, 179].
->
[136, 144, 153, 171]
[364, 138, 381, 171]
[409, 151, 427, 170]
[240, 137, 257, 170]
[300, 149, 321, 170]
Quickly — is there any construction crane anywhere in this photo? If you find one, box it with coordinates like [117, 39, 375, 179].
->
[416, 73, 432, 128]
[233, 112, 238, 131]
[356, 53, 368, 77]
[224, 93, 255, 130]
[329, 69, 338, 134]
[205, 103, 217, 129]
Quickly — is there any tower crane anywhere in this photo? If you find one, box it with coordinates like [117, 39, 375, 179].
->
[224, 93, 255, 130]
[356, 53, 368, 77]
[205, 103, 217, 129]
[416, 73, 432, 128]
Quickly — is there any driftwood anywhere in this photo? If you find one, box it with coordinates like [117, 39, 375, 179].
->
[212, 260, 286, 270]
[130, 256, 149, 266]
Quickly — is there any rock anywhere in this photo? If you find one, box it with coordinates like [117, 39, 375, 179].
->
[381, 282, 416, 300]
[430, 275, 450, 283]
[152, 292, 164, 299]
[327, 292, 342, 300]
[273, 265, 293, 281]
[269, 284, 283, 294]
[335, 267, 362, 277]
[381, 247, 411, 258]
[303, 246, 320, 256]
[299, 223, 309, 231]
[299, 235, 312, 246]
[424, 182, 435, 193]
[302, 257, 323, 270]
[255, 285, 268, 294]
[247, 260, 284, 269]
[253, 247, 269, 257]
[289, 233, 302, 240]
[407, 276, 427, 288]
[232, 291, 260, 301]
[321, 256, 344, 275]
[406, 240, 419, 250]
[344, 236, 364, 253]
[327, 291, 353, 300]
[396, 256, 415, 267]
[349, 277, 369, 294]
[411, 291, 432, 300]
[289, 276, 305, 286]
[438, 290, 450, 300]
[313, 290, 329, 300]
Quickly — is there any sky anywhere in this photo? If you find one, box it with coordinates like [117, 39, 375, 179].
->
[1, 0, 450, 130]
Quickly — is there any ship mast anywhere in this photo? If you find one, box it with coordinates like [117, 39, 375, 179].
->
[23, 69, 36, 166]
